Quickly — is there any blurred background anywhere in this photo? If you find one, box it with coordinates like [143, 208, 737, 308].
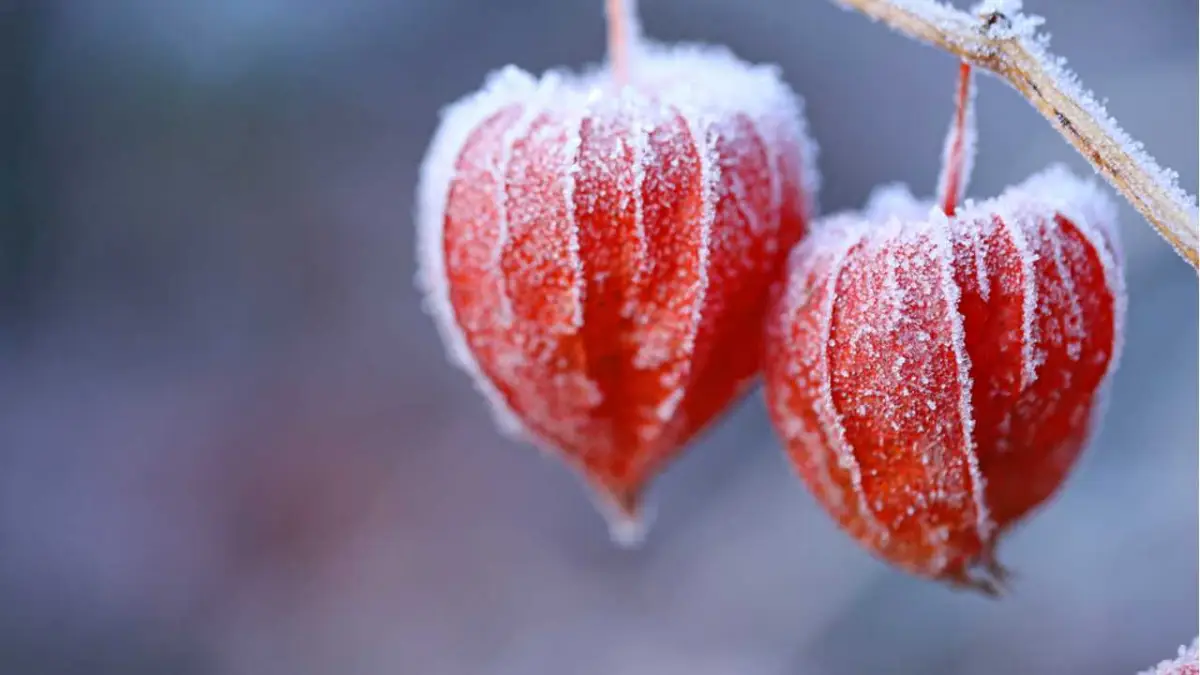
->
[1, 1, 1196, 673]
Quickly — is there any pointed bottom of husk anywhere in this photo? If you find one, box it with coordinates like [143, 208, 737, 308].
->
[588, 482, 654, 550]
[950, 543, 1013, 598]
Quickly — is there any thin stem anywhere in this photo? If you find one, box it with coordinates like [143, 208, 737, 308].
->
[937, 61, 976, 216]
[831, 0, 1199, 268]
[606, 0, 634, 84]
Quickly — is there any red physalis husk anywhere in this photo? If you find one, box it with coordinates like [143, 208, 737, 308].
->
[762, 62, 1126, 593]
[417, 37, 818, 543]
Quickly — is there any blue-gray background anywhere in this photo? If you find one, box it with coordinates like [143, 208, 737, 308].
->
[1, 1, 1196, 673]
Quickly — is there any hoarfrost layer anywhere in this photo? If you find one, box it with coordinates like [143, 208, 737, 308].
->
[768, 164, 1124, 583]
[416, 38, 820, 541]
[836, 0, 1197, 260]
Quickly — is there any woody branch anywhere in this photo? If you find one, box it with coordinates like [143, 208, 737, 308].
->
[831, 0, 1200, 269]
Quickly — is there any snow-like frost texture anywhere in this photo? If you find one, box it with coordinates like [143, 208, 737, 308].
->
[628, 40, 822, 218]
[843, 0, 1196, 259]
[1016, 29, 1198, 226]
[769, 163, 1124, 583]
[415, 37, 820, 543]
[854, 163, 1125, 390]
[1140, 638, 1200, 675]
[416, 42, 817, 436]
[415, 66, 540, 439]
[779, 209, 994, 576]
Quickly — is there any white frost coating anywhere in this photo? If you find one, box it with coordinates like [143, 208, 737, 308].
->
[850, 165, 1124, 394]
[654, 387, 686, 422]
[1011, 13, 1198, 250]
[1046, 220, 1084, 360]
[845, 0, 1197, 260]
[562, 107, 586, 329]
[1001, 200, 1040, 387]
[629, 40, 821, 221]
[751, 113, 784, 239]
[974, 164, 1125, 390]
[599, 41, 816, 430]
[1138, 637, 1199, 675]
[810, 162, 1122, 526]
[415, 66, 540, 438]
[811, 220, 890, 543]
[883, 241, 903, 334]
[928, 208, 992, 544]
[870, 181, 998, 300]
[1003, 165, 1122, 264]
[862, 181, 929, 223]
[773, 227, 850, 516]
[970, 0, 1023, 20]
[626, 109, 650, 320]
[676, 110, 715, 372]
[1006, 165, 1127, 455]
[494, 87, 554, 327]
[417, 37, 819, 478]
[967, 204, 991, 301]
[1004, 168, 1121, 467]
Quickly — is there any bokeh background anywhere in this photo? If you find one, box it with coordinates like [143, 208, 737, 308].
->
[2, 1, 1197, 673]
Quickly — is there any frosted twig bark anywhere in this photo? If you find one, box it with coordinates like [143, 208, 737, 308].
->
[831, 0, 1200, 268]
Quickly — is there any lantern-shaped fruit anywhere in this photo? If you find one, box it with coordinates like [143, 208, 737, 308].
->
[417, 1, 817, 542]
[763, 63, 1126, 593]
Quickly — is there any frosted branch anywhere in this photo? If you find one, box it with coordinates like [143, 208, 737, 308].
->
[831, 0, 1200, 268]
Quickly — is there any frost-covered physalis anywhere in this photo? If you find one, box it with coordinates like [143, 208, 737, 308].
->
[763, 63, 1126, 593]
[416, 0, 817, 543]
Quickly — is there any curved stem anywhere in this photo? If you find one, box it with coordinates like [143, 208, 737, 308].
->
[606, 0, 635, 84]
[937, 61, 976, 216]
[832, 0, 1199, 268]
